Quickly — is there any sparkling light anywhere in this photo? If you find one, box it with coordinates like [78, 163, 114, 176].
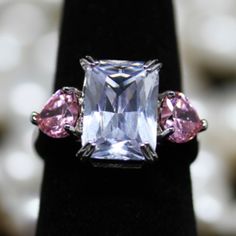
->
[9, 82, 47, 117]
[42, 0, 62, 3]
[190, 99, 208, 119]
[33, 32, 58, 74]
[191, 0, 235, 13]
[195, 195, 223, 223]
[191, 150, 218, 180]
[200, 15, 236, 55]
[4, 151, 37, 181]
[0, 33, 22, 71]
[24, 198, 40, 220]
[0, 0, 10, 5]
[224, 103, 236, 131]
[0, 3, 47, 45]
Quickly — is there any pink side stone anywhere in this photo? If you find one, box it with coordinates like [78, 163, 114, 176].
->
[36, 89, 80, 138]
[160, 92, 202, 143]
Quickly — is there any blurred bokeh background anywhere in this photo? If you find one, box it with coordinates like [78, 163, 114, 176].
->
[0, 0, 235, 235]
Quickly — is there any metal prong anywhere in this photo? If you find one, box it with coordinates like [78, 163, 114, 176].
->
[62, 86, 74, 93]
[144, 59, 162, 72]
[157, 127, 175, 141]
[85, 55, 97, 63]
[31, 111, 39, 126]
[199, 119, 208, 132]
[77, 142, 96, 160]
[158, 91, 176, 101]
[64, 124, 81, 137]
[62, 87, 82, 97]
[140, 143, 158, 162]
[80, 56, 98, 70]
[144, 59, 158, 69]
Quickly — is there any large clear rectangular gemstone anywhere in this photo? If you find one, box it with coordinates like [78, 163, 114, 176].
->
[81, 59, 159, 162]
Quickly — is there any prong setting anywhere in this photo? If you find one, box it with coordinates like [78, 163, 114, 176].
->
[80, 56, 99, 70]
[62, 87, 83, 97]
[77, 142, 96, 160]
[30, 54, 208, 167]
[144, 59, 162, 73]
[31, 111, 39, 126]
[140, 143, 158, 162]
[158, 91, 176, 101]
[85, 55, 97, 63]
[78, 97, 84, 105]
[157, 127, 175, 142]
[200, 119, 208, 132]
[62, 86, 84, 135]
[64, 124, 81, 138]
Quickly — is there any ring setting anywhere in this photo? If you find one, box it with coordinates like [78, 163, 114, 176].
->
[31, 56, 208, 168]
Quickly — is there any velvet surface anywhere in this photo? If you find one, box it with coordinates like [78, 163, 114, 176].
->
[35, 1, 198, 235]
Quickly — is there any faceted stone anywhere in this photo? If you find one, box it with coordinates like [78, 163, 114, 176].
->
[37, 89, 80, 138]
[160, 92, 202, 143]
[81, 60, 160, 162]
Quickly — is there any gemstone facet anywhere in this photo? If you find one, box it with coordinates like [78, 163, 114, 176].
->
[81, 60, 160, 162]
[36, 89, 80, 138]
[160, 92, 202, 143]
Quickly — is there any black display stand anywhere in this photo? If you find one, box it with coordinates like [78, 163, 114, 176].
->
[35, 1, 198, 235]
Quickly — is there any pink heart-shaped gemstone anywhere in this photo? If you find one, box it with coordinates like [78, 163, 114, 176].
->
[36, 89, 80, 138]
[160, 92, 202, 143]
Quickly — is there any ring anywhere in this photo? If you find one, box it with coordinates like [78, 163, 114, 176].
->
[31, 56, 208, 168]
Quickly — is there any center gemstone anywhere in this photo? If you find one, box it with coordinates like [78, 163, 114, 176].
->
[81, 59, 160, 162]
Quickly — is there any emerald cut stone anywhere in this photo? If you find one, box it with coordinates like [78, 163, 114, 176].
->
[81, 59, 160, 163]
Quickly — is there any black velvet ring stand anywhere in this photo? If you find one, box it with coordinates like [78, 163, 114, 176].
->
[35, 0, 198, 235]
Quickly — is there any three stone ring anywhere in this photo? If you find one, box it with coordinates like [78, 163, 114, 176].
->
[31, 56, 208, 168]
